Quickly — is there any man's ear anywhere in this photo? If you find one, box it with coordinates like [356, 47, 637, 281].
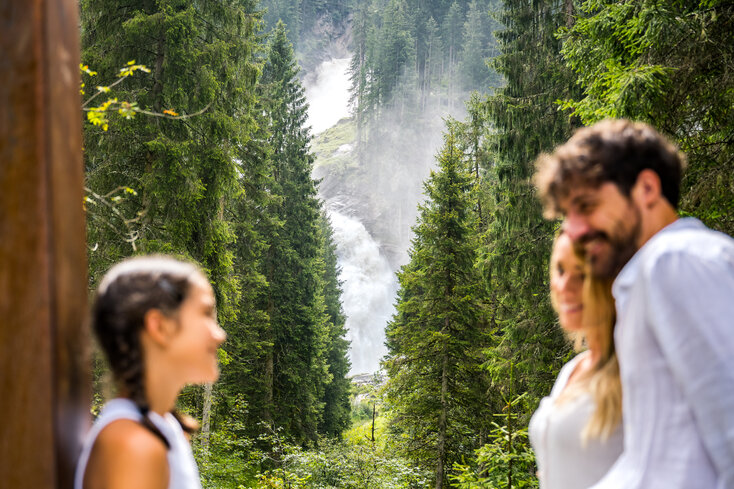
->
[143, 309, 175, 347]
[632, 169, 663, 209]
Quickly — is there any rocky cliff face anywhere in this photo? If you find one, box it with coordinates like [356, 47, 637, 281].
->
[312, 118, 433, 270]
[298, 13, 352, 76]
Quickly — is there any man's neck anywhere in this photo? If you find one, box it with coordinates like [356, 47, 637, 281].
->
[638, 203, 679, 249]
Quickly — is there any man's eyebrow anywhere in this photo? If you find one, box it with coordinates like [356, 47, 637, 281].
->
[569, 193, 596, 205]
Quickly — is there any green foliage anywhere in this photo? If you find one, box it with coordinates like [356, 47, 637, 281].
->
[559, 0, 734, 235]
[384, 125, 490, 487]
[451, 422, 537, 489]
[475, 0, 578, 424]
[318, 212, 353, 437]
[81, 0, 262, 325]
[257, 436, 430, 489]
[82, 0, 351, 463]
[194, 397, 261, 489]
[234, 21, 350, 445]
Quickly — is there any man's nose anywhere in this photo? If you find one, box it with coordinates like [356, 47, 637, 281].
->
[562, 214, 590, 243]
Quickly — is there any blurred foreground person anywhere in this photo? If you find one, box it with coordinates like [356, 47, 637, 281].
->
[75, 256, 226, 489]
[529, 232, 623, 489]
[535, 119, 734, 489]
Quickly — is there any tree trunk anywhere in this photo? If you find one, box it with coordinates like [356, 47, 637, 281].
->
[265, 296, 274, 423]
[371, 404, 376, 443]
[565, 0, 575, 28]
[200, 382, 214, 451]
[435, 349, 449, 489]
[265, 347, 274, 421]
[0, 2, 89, 488]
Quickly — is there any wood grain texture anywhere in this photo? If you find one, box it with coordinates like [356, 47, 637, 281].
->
[0, 1, 89, 488]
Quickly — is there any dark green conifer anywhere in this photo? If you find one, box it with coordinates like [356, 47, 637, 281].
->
[257, 21, 332, 443]
[384, 126, 487, 488]
[317, 212, 352, 437]
[478, 0, 579, 413]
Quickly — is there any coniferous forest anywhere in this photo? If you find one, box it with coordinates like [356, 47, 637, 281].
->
[81, 0, 734, 487]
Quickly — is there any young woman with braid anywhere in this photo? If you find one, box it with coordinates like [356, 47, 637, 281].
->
[74, 256, 226, 489]
[528, 233, 623, 489]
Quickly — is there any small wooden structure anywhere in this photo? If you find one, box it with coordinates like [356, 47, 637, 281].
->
[0, 1, 90, 488]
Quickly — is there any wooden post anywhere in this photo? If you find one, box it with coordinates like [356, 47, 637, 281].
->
[0, 1, 89, 489]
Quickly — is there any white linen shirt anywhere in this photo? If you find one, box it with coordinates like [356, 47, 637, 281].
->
[591, 218, 734, 489]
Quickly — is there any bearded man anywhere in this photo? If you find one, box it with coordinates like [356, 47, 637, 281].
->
[534, 119, 734, 489]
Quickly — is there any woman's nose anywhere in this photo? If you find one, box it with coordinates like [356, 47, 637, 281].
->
[212, 323, 227, 344]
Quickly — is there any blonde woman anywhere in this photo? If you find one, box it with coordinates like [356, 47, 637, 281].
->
[528, 233, 623, 489]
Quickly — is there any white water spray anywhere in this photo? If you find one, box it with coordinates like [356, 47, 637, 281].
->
[328, 210, 397, 374]
[304, 57, 352, 134]
[304, 55, 398, 374]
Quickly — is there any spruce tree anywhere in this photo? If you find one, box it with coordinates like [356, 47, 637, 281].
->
[81, 0, 261, 318]
[458, 0, 487, 89]
[257, 21, 332, 443]
[477, 0, 579, 415]
[81, 1, 262, 431]
[384, 126, 487, 488]
[317, 212, 352, 437]
[443, 1, 464, 108]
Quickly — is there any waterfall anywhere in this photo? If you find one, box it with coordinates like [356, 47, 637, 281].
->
[328, 210, 397, 374]
[304, 57, 352, 135]
[304, 55, 397, 374]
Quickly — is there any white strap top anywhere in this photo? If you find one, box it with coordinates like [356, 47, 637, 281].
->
[529, 352, 623, 489]
[74, 398, 202, 489]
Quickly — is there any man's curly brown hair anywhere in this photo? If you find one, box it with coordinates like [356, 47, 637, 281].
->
[534, 119, 687, 218]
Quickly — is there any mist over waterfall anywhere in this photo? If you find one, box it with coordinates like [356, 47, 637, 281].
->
[304, 57, 352, 135]
[304, 54, 398, 374]
[303, 28, 468, 372]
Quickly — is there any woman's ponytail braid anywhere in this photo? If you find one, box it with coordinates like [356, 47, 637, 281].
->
[92, 256, 203, 448]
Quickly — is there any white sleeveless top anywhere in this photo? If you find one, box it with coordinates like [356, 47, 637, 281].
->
[529, 353, 623, 489]
[74, 398, 203, 489]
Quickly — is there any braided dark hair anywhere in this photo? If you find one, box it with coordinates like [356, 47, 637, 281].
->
[92, 256, 203, 448]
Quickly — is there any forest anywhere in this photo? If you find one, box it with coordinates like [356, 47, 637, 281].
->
[80, 0, 734, 488]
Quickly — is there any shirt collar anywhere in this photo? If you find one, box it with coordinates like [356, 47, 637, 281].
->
[612, 217, 703, 300]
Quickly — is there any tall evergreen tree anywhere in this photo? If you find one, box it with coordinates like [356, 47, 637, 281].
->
[384, 126, 487, 488]
[443, 1, 464, 108]
[458, 0, 487, 89]
[422, 16, 444, 109]
[478, 0, 579, 415]
[376, 0, 417, 110]
[257, 21, 332, 443]
[317, 212, 352, 437]
[81, 0, 261, 318]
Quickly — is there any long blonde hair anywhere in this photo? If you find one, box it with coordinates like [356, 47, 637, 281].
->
[580, 271, 622, 441]
[551, 235, 622, 441]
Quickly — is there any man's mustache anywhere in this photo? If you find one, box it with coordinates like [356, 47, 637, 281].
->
[573, 231, 609, 256]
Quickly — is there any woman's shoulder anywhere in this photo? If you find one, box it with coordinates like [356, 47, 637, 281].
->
[85, 419, 169, 489]
[96, 418, 168, 454]
[549, 351, 589, 397]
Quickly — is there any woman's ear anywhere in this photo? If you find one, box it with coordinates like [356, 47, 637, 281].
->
[143, 309, 175, 347]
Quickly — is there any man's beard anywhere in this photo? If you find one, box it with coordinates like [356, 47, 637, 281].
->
[577, 207, 641, 279]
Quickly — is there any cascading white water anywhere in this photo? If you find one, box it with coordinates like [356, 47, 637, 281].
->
[304, 55, 398, 374]
[304, 57, 352, 134]
[328, 210, 397, 374]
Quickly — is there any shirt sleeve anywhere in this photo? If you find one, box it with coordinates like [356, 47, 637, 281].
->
[645, 249, 734, 488]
